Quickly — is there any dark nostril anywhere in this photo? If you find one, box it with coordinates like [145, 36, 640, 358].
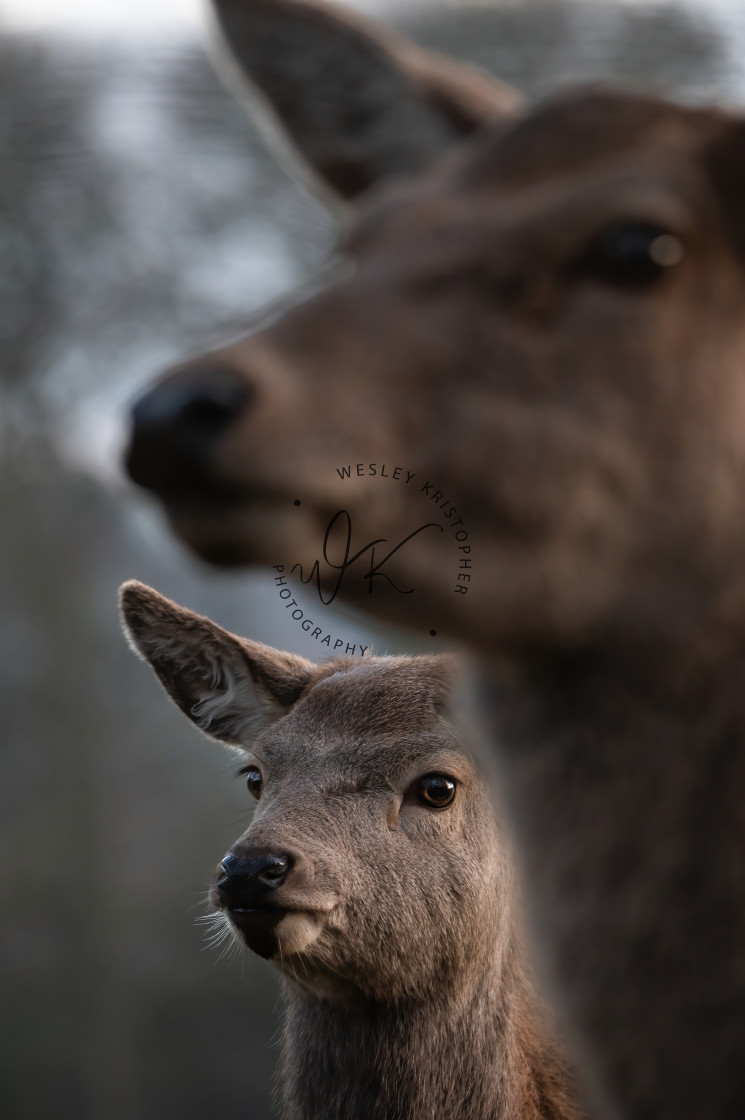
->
[256, 854, 292, 887]
[130, 364, 251, 438]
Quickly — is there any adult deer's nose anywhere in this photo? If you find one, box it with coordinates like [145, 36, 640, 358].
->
[217, 848, 294, 909]
[125, 364, 251, 492]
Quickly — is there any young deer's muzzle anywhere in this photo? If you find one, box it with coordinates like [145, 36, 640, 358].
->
[215, 846, 297, 958]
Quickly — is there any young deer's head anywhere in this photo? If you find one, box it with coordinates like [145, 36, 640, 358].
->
[119, 581, 508, 1003]
[125, 0, 745, 656]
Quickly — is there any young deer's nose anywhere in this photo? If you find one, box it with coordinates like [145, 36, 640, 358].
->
[217, 848, 294, 909]
[125, 365, 252, 492]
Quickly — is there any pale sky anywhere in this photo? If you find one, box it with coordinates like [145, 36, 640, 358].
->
[0, 0, 399, 38]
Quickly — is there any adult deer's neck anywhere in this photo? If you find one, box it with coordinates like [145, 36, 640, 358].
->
[480, 643, 745, 1119]
[482, 641, 745, 872]
[278, 944, 575, 1120]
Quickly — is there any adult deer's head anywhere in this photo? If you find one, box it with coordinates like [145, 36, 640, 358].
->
[125, 0, 745, 655]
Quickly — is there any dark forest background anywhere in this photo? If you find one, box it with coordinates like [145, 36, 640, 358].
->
[0, 2, 738, 1118]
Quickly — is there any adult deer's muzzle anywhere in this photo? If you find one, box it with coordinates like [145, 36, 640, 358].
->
[125, 363, 252, 497]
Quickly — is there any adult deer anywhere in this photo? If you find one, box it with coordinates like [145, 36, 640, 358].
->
[124, 2, 745, 1118]
[119, 581, 581, 1120]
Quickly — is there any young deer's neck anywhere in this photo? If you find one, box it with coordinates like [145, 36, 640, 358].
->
[278, 943, 573, 1120]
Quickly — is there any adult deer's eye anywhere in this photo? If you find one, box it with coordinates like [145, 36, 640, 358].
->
[245, 768, 262, 799]
[418, 774, 457, 809]
[573, 221, 684, 289]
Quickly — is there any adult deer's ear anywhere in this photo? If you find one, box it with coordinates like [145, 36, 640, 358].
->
[705, 116, 745, 263]
[209, 0, 521, 202]
[119, 581, 317, 746]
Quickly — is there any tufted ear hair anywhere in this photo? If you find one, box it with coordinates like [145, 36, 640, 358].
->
[209, 0, 521, 203]
[119, 581, 318, 747]
[705, 115, 745, 264]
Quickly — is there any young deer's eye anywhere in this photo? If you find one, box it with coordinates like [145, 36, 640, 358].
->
[417, 774, 457, 809]
[245, 767, 263, 799]
[572, 221, 685, 290]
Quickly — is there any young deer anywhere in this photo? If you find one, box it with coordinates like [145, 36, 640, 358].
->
[124, 2, 745, 1118]
[119, 580, 580, 1120]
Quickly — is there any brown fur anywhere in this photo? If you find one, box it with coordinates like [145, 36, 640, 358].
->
[119, 581, 581, 1120]
[123, 3, 745, 1118]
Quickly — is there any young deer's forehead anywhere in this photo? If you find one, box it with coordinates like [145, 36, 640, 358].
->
[255, 659, 459, 779]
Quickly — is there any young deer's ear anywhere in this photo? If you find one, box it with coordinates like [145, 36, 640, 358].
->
[209, 0, 521, 202]
[119, 581, 317, 747]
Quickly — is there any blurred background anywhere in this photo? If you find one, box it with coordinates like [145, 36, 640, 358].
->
[0, 1, 742, 1117]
